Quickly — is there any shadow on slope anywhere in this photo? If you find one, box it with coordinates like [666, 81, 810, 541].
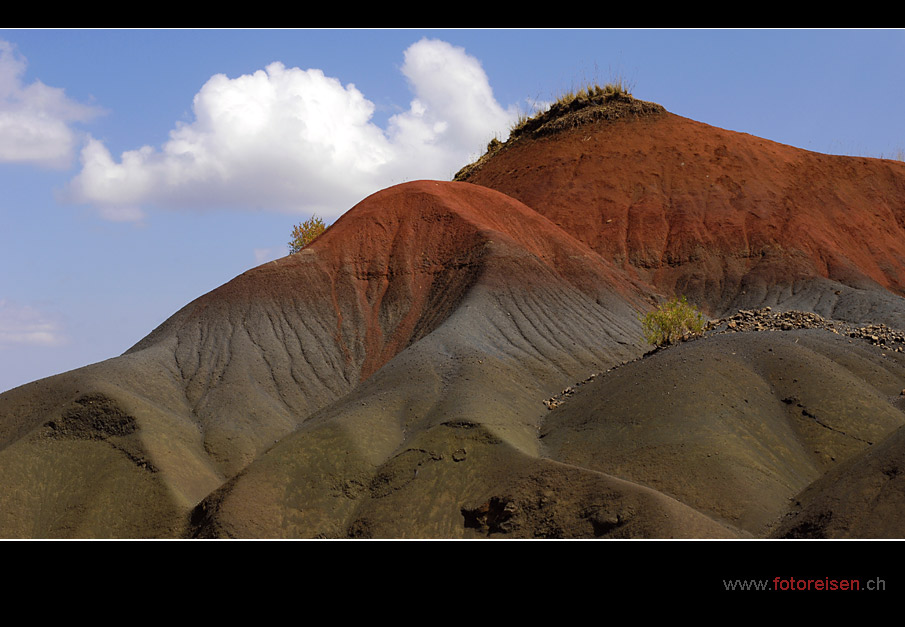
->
[541, 329, 905, 536]
[189, 210, 665, 538]
[0, 181, 654, 538]
[773, 405, 905, 538]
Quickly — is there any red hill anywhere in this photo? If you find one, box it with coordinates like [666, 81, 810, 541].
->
[459, 102, 905, 325]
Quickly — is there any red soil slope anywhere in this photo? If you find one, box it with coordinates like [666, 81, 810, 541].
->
[134, 180, 647, 384]
[460, 111, 905, 316]
[112, 180, 652, 478]
[305, 180, 649, 378]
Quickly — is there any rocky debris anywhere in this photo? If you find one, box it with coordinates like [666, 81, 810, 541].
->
[714, 307, 837, 333]
[461, 496, 518, 534]
[848, 323, 905, 348]
[45, 393, 137, 440]
[711, 307, 905, 351]
[543, 307, 905, 410]
[544, 372, 600, 410]
[714, 307, 837, 334]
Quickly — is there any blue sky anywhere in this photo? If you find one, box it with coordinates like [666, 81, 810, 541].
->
[1, 28, 904, 393]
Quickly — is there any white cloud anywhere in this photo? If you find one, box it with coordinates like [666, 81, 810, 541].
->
[66, 38, 518, 222]
[389, 38, 514, 159]
[0, 300, 67, 348]
[0, 41, 103, 169]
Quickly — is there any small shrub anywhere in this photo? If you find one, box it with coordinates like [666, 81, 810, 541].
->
[288, 215, 326, 254]
[641, 296, 706, 347]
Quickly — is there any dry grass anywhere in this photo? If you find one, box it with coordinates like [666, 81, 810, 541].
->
[508, 80, 637, 138]
[554, 80, 633, 106]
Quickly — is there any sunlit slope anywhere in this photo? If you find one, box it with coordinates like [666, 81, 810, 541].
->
[460, 104, 905, 325]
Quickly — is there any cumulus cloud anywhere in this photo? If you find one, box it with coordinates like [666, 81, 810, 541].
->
[386, 38, 515, 172]
[0, 300, 66, 348]
[0, 41, 103, 169]
[66, 38, 518, 222]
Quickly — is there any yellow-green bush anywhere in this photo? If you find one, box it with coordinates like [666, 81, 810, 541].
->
[641, 296, 706, 347]
[288, 215, 326, 254]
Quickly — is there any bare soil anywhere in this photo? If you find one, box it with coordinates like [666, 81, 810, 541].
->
[4, 101, 905, 538]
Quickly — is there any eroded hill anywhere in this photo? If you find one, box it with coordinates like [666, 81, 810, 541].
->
[3, 92, 905, 538]
[458, 91, 905, 327]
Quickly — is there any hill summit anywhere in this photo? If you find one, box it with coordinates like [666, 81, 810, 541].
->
[456, 83, 665, 181]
